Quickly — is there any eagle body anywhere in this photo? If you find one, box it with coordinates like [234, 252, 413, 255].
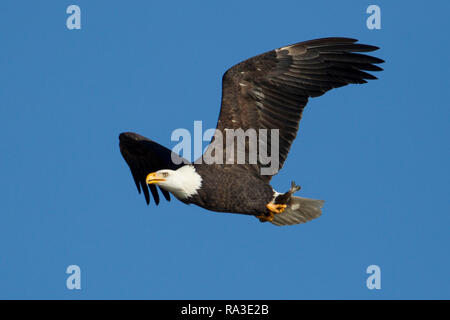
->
[182, 164, 274, 216]
[119, 37, 384, 226]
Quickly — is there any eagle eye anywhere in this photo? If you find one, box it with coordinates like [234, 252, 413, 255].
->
[162, 172, 169, 178]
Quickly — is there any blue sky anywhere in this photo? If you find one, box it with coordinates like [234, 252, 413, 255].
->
[0, 1, 449, 299]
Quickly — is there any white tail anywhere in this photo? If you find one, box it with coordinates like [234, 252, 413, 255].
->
[271, 196, 324, 226]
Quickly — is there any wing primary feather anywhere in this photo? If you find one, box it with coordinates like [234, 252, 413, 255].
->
[119, 132, 189, 206]
[149, 184, 160, 205]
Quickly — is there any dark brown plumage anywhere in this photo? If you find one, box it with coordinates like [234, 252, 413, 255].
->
[207, 37, 383, 179]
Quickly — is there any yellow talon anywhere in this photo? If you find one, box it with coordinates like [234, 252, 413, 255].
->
[256, 203, 287, 223]
[266, 203, 287, 214]
[256, 212, 274, 223]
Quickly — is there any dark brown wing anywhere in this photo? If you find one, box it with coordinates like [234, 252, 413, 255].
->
[204, 37, 383, 180]
[119, 132, 188, 205]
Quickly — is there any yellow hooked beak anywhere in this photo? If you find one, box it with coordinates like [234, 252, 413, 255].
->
[146, 172, 166, 185]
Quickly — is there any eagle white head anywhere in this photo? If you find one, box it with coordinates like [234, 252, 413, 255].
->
[146, 165, 202, 200]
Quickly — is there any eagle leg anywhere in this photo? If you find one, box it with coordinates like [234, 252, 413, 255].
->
[257, 182, 301, 222]
[266, 202, 287, 214]
[256, 203, 287, 223]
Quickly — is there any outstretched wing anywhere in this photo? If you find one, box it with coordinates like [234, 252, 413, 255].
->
[119, 132, 188, 205]
[205, 37, 383, 180]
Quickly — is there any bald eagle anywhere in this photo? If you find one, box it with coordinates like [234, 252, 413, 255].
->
[119, 37, 383, 226]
